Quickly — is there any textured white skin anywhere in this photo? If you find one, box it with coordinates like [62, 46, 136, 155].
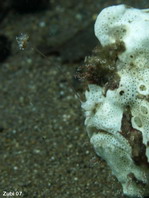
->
[95, 4, 149, 66]
[82, 5, 149, 198]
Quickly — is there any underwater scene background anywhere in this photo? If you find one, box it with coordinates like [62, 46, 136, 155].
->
[0, 0, 148, 197]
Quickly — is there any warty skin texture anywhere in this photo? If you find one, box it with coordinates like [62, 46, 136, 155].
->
[82, 4, 149, 198]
